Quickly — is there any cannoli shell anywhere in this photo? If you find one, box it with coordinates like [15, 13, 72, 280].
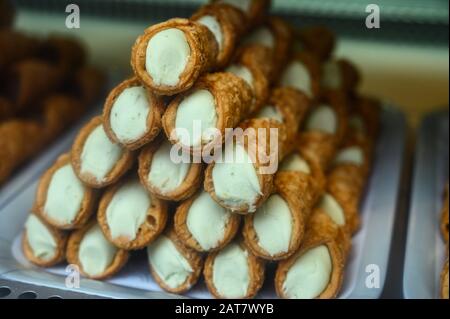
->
[442, 185, 449, 243]
[0, 30, 39, 69]
[318, 89, 349, 145]
[138, 136, 203, 202]
[149, 227, 204, 294]
[212, 0, 271, 28]
[131, 18, 218, 96]
[103, 77, 165, 151]
[442, 260, 449, 299]
[22, 213, 68, 267]
[66, 220, 129, 280]
[296, 26, 336, 61]
[34, 153, 97, 230]
[351, 94, 381, 140]
[275, 209, 350, 299]
[71, 116, 134, 189]
[174, 191, 241, 252]
[192, 3, 246, 69]
[297, 132, 338, 172]
[74, 65, 106, 105]
[335, 59, 360, 92]
[203, 240, 265, 299]
[268, 17, 294, 81]
[162, 72, 253, 152]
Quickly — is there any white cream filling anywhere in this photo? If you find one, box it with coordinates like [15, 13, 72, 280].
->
[243, 27, 275, 48]
[24, 215, 57, 261]
[334, 146, 364, 166]
[281, 61, 312, 98]
[146, 28, 191, 86]
[106, 179, 151, 241]
[147, 235, 193, 289]
[321, 61, 341, 89]
[218, 0, 251, 13]
[80, 125, 123, 182]
[44, 164, 85, 225]
[187, 191, 231, 250]
[304, 104, 337, 135]
[255, 105, 284, 123]
[212, 243, 250, 298]
[280, 153, 311, 174]
[175, 89, 218, 147]
[79, 224, 118, 277]
[197, 15, 223, 51]
[212, 143, 261, 212]
[110, 86, 150, 143]
[319, 194, 345, 226]
[226, 64, 254, 88]
[148, 140, 191, 194]
[283, 245, 333, 299]
[254, 194, 292, 256]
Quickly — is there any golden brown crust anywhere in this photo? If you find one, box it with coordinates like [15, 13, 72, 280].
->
[268, 17, 294, 81]
[350, 94, 381, 140]
[71, 116, 134, 189]
[275, 210, 349, 299]
[149, 227, 204, 294]
[285, 51, 322, 101]
[22, 213, 68, 267]
[74, 65, 106, 105]
[34, 153, 97, 230]
[102, 77, 165, 151]
[174, 191, 241, 252]
[441, 260, 449, 299]
[97, 177, 168, 250]
[0, 30, 39, 69]
[318, 89, 349, 146]
[192, 3, 246, 69]
[296, 26, 336, 62]
[138, 136, 203, 202]
[131, 18, 218, 96]
[442, 185, 449, 243]
[335, 59, 360, 92]
[162, 72, 253, 153]
[203, 240, 265, 299]
[212, 0, 271, 28]
[66, 221, 129, 280]
[297, 132, 338, 172]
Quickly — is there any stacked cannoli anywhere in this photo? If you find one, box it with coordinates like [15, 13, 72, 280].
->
[21, 0, 381, 300]
[441, 185, 449, 299]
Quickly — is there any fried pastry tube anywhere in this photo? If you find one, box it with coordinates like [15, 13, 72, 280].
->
[147, 227, 203, 294]
[442, 185, 449, 243]
[0, 30, 39, 70]
[442, 259, 449, 299]
[71, 116, 134, 188]
[34, 153, 97, 230]
[73, 66, 106, 105]
[66, 221, 129, 280]
[204, 239, 265, 299]
[297, 132, 338, 173]
[103, 77, 165, 150]
[131, 18, 218, 96]
[204, 118, 291, 214]
[174, 190, 241, 252]
[138, 136, 203, 202]
[321, 59, 360, 92]
[97, 176, 168, 250]
[162, 72, 253, 152]
[275, 209, 350, 299]
[22, 213, 68, 267]
[243, 170, 323, 261]
[279, 51, 322, 101]
[349, 95, 381, 141]
[294, 26, 336, 62]
[192, 3, 246, 69]
[212, 0, 271, 28]
[255, 87, 310, 138]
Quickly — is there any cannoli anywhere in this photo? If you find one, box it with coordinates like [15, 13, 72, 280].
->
[174, 190, 241, 252]
[42, 94, 84, 138]
[349, 94, 381, 141]
[297, 132, 337, 173]
[192, 3, 246, 69]
[242, 17, 293, 80]
[234, 44, 274, 85]
[138, 136, 203, 202]
[255, 87, 311, 139]
[321, 59, 360, 92]
[131, 18, 218, 96]
[66, 221, 129, 280]
[204, 118, 290, 214]
[243, 171, 322, 261]
[73, 65, 106, 105]
[203, 239, 265, 299]
[0, 0, 14, 28]
[442, 185, 449, 243]
[279, 51, 321, 101]
[22, 213, 68, 267]
[0, 30, 39, 69]
[294, 26, 336, 62]
[147, 227, 203, 294]
[34, 153, 97, 230]
[442, 259, 449, 299]
[275, 209, 350, 299]
[162, 72, 253, 152]
[97, 176, 168, 250]
[212, 0, 271, 28]
[71, 116, 134, 188]
[103, 77, 165, 151]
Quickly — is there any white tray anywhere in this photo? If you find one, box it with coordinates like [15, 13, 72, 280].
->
[0, 106, 406, 299]
[403, 110, 449, 299]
